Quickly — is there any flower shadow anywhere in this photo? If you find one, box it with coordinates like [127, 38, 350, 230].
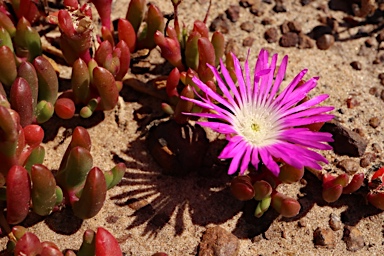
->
[110, 133, 244, 238]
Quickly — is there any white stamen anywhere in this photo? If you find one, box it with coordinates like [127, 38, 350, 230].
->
[232, 101, 282, 147]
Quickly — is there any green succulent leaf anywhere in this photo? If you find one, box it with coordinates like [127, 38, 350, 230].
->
[31, 164, 57, 216]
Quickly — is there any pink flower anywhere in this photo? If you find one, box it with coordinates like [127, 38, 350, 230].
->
[182, 49, 334, 176]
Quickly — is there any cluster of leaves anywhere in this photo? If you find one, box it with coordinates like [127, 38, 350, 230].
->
[5, 226, 122, 255]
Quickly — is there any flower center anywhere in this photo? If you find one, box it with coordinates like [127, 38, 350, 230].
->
[232, 102, 282, 147]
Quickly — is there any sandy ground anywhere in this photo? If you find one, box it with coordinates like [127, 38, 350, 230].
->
[2, 0, 384, 255]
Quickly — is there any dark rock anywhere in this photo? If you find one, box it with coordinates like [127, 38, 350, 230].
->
[210, 14, 230, 34]
[273, 0, 287, 12]
[365, 37, 375, 47]
[146, 120, 209, 176]
[309, 25, 333, 40]
[300, 0, 312, 6]
[264, 27, 279, 43]
[369, 117, 380, 128]
[261, 17, 273, 25]
[329, 213, 342, 231]
[298, 33, 315, 49]
[320, 120, 368, 157]
[350, 61, 362, 70]
[279, 32, 299, 47]
[242, 36, 255, 47]
[316, 34, 334, 50]
[240, 21, 255, 32]
[360, 152, 376, 167]
[378, 73, 384, 80]
[199, 226, 239, 256]
[226, 5, 240, 22]
[313, 227, 336, 249]
[336, 159, 359, 174]
[343, 226, 365, 251]
[262, 0, 272, 3]
[381, 90, 384, 101]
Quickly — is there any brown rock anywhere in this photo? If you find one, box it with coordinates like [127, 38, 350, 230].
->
[242, 36, 255, 47]
[360, 152, 376, 167]
[280, 32, 299, 47]
[313, 227, 336, 249]
[369, 87, 379, 97]
[329, 213, 342, 231]
[378, 73, 384, 80]
[199, 226, 239, 256]
[239, 0, 259, 8]
[210, 14, 230, 34]
[346, 97, 360, 108]
[320, 120, 368, 157]
[280, 21, 290, 34]
[226, 5, 240, 22]
[337, 159, 359, 174]
[381, 90, 384, 101]
[369, 117, 380, 128]
[343, 226, 365, 251]
[365, 37, 375, 47]
[298, 33, 315, 49]
[350, 61, 362, 70]
[240, 21, 255, 32]
[225, 38, 239, 56]
[264, 27, 279, 43]
[250, 3, 264, 16]
[316, 34, 334, 50]
[288, 21, 302, 33]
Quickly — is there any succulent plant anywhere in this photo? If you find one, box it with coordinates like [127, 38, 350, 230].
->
[230, 164, 302, 218]
[0, 123, 124, 226]
[153, 0, 227, 124]
[5, 226, 122, 255]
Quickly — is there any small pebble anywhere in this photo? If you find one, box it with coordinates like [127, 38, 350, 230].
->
[365, 37, 375, 47]
[352, 128, 364, 137]
[279, 32, 299, 47]
[250, 1, 263, 16]
[380, 90, 384, 101]
[350, 61, 362, 70]
[336, 159, 359, 174]
[281, 21, 290, 34]
[369, 117, 380, 128]
[329, 213, 342, 231]
[262, 18, 274, 26]
[346, 97, 360, 108]
[313, 227, 336, 249]
[343, 226, 365, 251]
[316, 34, 334, 50]
[264, 27, 279, 43]
[298, 219, 307, 227]
[273, 0, 287, 12]
[240, 21, 255, 32]
[210, 14, 230, 33]
[372, 143, 382, 153]
[298, 33, 315, 49]
[242, 36, 255, 47]
[377, 30, 384, 42]
[226, 5, 240, 22]
[300, 0, 312, 6]
[225, 38, 238, 56]
[360, 152, 376, 167]
[239, 0, 259, 8]
[378, 73, 384, 80]
[369, 87, 379, 96]
[288, 21, 302, 33]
